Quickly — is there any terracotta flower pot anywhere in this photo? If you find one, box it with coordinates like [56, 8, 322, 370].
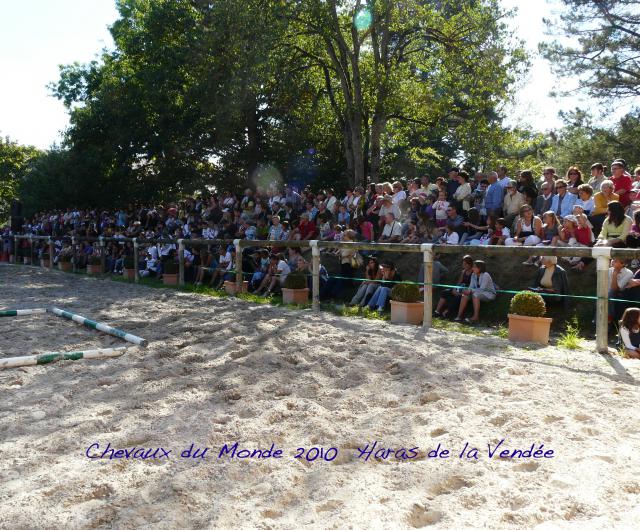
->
[59, 261, 72, 272]
[123, 268, 136, 280]
[41, 259, 50, 268]
[87, 264, 103, 274]
[9, 254, 16, 263]
[390, 301, 424, 325]
[23, 257, 31, 264]
[282, 288, 309, 305]
[224, 280, 249, 295]
[163, 273, 179, 285]
[0, 252, 8, 262]
[508, 314, 553, 345]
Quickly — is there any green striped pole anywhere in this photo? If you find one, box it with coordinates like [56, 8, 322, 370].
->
[48, 307, 148, 347]
[0, 347, 127, 369]
[0, 308, 47, 317]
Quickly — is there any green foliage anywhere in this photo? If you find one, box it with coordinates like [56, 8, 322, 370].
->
[58, 254, 72, 263]
[509, 291, 546, 318]
[391, 283, 421, 303]
[123, 256, 135, 269]
[88, 256, 102, 266]
[0, 137, 42, 220]
[541, 0, 640, 100]
[557, 316, 583, 350]
[283, 272, 308, 290]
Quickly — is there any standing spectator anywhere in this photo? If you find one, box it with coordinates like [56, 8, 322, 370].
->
[496, 166, 511, 189]
[453, 171, 473, 214]
[588, 163, 606, 192]
[484, 171, 504, 218]
[539, 167, 558, 192]
[446, 168, 461, 199]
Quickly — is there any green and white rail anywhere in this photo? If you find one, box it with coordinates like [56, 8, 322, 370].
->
[0, 347, 127, 369]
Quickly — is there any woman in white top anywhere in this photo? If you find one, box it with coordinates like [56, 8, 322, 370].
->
[505, 205, 542, 246]
[453, 172, 473, 212]
[455, 260, 496, 323]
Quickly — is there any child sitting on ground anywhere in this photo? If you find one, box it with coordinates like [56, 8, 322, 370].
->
[619, 307, 640, 359]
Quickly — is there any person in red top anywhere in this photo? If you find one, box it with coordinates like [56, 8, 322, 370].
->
[611, 159, 633, 208]
[298, 213, 318, 240]
[358, 216, 374, 242]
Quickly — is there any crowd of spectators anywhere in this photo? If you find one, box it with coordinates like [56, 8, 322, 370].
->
[3, 158, 640, 327]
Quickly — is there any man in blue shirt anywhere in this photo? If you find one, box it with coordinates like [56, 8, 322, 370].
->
[484, 171, 504, 217]
[550, 179, 577, 220]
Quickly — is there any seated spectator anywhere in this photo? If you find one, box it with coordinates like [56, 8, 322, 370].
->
[254, 253, 291, 296]
[608, 258, 634, 322]
[619, 308, 640, 359]
[626, 210, 640, 249]
[208, 246, 232, 287]
[357, 216, 374, 242]
[549, 179, 578, 221]
[434, 255, 474, 318]
[248, 249, 270, 291]
[595, 201, 632, 248]
[299, 213, 318, 240]
[489, 217, 509, 245]
[505, 205, 542, 246]
[350, 256, 381, 307]
[536, 211, 560, 246]
[459, 208, 482, 244]
[367, 262, 401, 312]
[576, 184, 594, 214]
[534, 182, 554, 217]
[503, 180, 526, 230]
[440, 222, 460, 245]
[401, 220, 421, 243]
[591, 180, 618, 235]
[565, 167, 584, 195]
[378, 212, 403, 243]
[528, 256, 569, 308]
[455, 260, 496, 323]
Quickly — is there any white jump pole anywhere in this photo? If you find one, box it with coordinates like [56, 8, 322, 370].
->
[0, 308, 47, 317]
[48, 307, 148, 347]
[0, 347, 127, 369]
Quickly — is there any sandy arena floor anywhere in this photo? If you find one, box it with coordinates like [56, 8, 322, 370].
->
[1, 265, 639, 529]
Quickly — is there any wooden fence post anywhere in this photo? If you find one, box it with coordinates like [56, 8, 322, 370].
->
[421, 243, 434, 330]
[178, 239, 185, 286]
[72, 237, 77, 273]
[48, 238, 54, 271]
[133, 238, 139, 284]
[12, 236, 17, 263]
[234, 239, 243, 295]
[99, 236, 106, 273]
[593, 247, 611, 354]
[310, 240, 320, 311]
[29, 235, 33, 265]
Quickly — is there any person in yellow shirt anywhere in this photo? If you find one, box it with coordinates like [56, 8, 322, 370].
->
[591, 180, 618, 236]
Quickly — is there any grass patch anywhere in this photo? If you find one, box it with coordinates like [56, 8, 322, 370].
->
[494, 324, 508, 339]
[431, 317, 484, 336]
[557, 316, 583, 350]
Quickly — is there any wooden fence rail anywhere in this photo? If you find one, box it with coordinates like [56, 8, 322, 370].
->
[10, 234, 640, 353]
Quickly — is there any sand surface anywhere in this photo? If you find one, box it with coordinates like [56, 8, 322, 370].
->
[1, 264, 640, 530]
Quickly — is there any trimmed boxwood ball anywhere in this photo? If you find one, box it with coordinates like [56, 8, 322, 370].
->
[59, 254, 72, 263]
[391, 283, 421, 303]
[283, 272, 308, 290]
[509, 291, 546, 317]
[89, 256, 102, 265]
[123, 256, 135, 269]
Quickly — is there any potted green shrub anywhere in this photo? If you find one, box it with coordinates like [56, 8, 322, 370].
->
[41, 253, 50, 268]
[22, 247, 32, 264]
[224, 277, 249, 295]
[58, 253, 72, 272]
[390, 283, 423, 325]
[507, 291, 553, 344]
[281, 272, 309, 304]
[123, 256, 136, 280]
[163, 259, 179, 285]
[86, 255, 103, 274]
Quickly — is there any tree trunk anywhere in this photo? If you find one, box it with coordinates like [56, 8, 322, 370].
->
[370, 112, 385, 183]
